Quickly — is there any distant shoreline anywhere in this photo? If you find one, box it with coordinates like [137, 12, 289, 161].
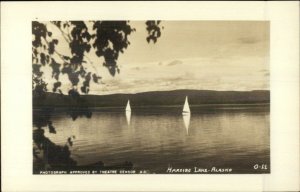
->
[33, 89, 270, 108]
[33, 102, 270, 110]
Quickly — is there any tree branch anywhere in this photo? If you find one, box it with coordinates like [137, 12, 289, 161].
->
[50, 22, 72, 44]
[42, 37, 68, 64]
[84, 55, 99, 74]
[49, 21, 99, 74]
[66, 22, 72, 41]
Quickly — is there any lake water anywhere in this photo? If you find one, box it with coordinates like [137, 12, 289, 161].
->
[40, 105, 270, 174]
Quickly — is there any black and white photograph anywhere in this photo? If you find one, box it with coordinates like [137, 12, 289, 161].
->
[32, 20, 270, 174]
[1, 1, 299, 192]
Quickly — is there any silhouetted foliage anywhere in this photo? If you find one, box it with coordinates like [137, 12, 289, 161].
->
[146, 20, 162, 43]
[32, 107, 133, 173]
[32, 77, 47, 99]
[92, 21, 135, 76]
[53, 81, 62, 93]
[32, 20, 163, 96]
[32, 21, 162, 172]
[33, 127, 77, 172]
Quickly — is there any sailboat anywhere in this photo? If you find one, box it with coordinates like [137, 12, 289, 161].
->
[125, 100, 131, 125]
[125, 100, 131, 112]
[182, 96, 191, 115]
[182, 96, 191, 134]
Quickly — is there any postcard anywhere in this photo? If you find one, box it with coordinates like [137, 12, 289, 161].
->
[1, 1, 299, 191]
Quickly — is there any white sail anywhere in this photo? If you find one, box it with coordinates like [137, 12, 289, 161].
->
[182, 96, 190, 114]
[125, 100, 131, 112]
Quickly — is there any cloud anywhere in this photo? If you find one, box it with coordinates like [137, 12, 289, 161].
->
[166, 60, 183, 66]
[132, 67, 141, 70]
[89, 56, 269, 95]
[238, 37, 259, 44]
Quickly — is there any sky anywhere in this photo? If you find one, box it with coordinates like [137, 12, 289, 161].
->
[42, 21, 270, 95]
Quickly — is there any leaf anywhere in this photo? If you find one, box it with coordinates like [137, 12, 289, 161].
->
[32, 64, 43, 77]
[46, 55, 50, 63]
[49, 58, 61, 80]
[63, 56, 71, 60]
[53, 39, 59, 45]
[40, 53, 46, 65]
[92, 73, 101, 83]
[68, 72, 79, 86]
[81, 72, 91, 94]
[48, 42, 55, 55]
[85, 44, 91, 52]
[78, 66, 86, 78]
[145, 20, 162, 44]
[52, 81, 62, 92]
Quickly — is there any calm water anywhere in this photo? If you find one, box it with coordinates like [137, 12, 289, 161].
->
[41, 105, 270, 173]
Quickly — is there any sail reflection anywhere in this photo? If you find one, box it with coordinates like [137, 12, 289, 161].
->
[126, 111, 131, 125]
[125, 99, 131, 125]
[183, 113, 191, 135]
[45, 106, 270, 174]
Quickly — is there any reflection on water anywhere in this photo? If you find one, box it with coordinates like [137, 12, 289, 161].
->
[39, 106, 269, 173]
[182, 114, 191, 135]
[125, 111, 131, 125]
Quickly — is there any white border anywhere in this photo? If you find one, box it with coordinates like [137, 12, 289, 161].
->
[1, 1, 299, 191]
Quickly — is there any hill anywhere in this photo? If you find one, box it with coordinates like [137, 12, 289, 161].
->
[33, 89, 270, 108]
